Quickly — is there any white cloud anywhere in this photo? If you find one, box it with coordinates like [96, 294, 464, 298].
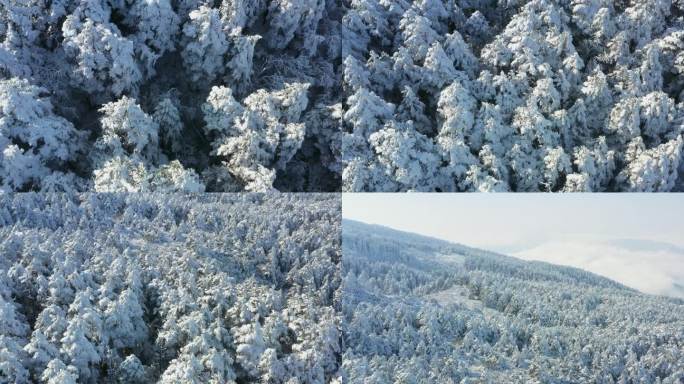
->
[511, 236, 684, 299]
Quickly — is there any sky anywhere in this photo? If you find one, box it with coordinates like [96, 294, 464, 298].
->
[343, 194, 684, 298]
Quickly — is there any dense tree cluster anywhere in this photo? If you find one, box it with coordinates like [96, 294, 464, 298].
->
[0, 194, 342, 383]
[3, 0, 684, 191]
[342, 220, 684, 383]
[0, 0, 342, 192]
[342, 0, 684, 191]
[3, 0, 684, 192]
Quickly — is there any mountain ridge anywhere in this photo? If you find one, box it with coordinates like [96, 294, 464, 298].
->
[343, 219, 634, 293]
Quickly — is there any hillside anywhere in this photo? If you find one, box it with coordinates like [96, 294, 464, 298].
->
[342, 220, 684, 383]
[0, 194, 342, 384]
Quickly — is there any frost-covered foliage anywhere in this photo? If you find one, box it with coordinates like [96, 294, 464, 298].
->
[342, 220, 684, 383]
[202, 83, 310, 191]
[0, 78, 84, 192]
[0, 194, 342, 383]
[342, 0, 684, 191]
[0, 0, 342, 191]
[4, 0, 684, 191]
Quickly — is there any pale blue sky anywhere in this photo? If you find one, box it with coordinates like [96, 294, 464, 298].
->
[343, 193, 684, 297]
[343, 193, 684, 250]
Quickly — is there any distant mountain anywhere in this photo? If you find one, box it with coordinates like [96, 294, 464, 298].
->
[343, 220, 684, 383]
[607, 238, 684, 254]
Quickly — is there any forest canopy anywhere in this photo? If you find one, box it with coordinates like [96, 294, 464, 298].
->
[0, 0, 342, 192]
[2, 0, 684, 191]
[341, 0, 684, 191]
[0, 193, 342, 383]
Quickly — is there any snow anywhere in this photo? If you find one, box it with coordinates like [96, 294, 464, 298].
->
[433, 253, 465, 266]
[343, 219, 684, 383]
[2, 0, 684, 191]
[424, 285, 480, 310]
[341, 0, 684, 192]
[0, 194, 342, 383]
[0, 0, 341, 192]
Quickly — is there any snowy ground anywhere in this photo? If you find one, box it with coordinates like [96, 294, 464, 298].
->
[423, 254, 495, 314]
[432, 253, 466, 266]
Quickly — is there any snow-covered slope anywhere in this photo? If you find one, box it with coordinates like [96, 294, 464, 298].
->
[342, 220, 684, 383]
[0, 194, 342, 384]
